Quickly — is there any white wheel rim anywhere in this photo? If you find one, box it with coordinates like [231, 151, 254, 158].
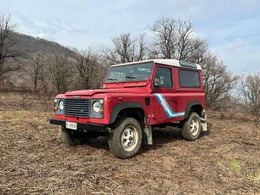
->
[190, 118, 200, 136]
[121, 125, 138, 152]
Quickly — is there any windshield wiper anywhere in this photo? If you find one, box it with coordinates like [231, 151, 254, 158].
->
[126, 76, 136, 80]
[108, 78, 118, 81]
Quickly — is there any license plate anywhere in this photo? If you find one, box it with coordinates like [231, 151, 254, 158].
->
[65, 122, 77, 130]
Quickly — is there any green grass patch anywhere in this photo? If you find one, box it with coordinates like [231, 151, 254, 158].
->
[229, 158, 241, 173]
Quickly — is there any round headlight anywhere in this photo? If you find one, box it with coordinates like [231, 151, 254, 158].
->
[93, 101, 101, 112]
[59, 100, 64, 110]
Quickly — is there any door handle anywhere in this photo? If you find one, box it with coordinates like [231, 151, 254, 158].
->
[171, 99, 177, 103]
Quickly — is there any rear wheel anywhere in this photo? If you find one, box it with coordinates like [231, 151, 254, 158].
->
[181, 112, 201, 141]
[61, 127, 82, 146]
[108, 117, 143, 159]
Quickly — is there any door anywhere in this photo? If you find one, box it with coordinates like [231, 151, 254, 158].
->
[153, 66, 184, 122]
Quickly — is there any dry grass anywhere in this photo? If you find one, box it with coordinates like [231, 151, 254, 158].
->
[0, 92, 259, 194]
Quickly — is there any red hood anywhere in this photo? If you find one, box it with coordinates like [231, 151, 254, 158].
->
[65, 87, 150, 96]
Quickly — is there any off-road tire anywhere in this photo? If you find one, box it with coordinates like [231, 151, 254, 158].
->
[181, 112, 202, 141]
[108, 117, 143, 159]
[61, 127, 82, 146]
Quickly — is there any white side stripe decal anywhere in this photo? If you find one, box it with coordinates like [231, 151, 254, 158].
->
[154, 93, 185, 118]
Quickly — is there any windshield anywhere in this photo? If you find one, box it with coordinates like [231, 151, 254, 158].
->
[105, 62, 153, 83]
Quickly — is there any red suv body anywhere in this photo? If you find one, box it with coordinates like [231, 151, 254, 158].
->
[50, 59, 208, 158]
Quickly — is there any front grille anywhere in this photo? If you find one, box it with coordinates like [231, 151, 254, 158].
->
[64, 98, 90, 118]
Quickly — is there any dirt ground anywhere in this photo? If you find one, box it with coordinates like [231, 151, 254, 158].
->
[0, 92, 259, 195]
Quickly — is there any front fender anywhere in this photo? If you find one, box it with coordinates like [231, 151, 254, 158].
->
[109, 102, 144, 124]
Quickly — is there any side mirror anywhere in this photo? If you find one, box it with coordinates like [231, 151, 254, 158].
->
[154, 78, 159, 87]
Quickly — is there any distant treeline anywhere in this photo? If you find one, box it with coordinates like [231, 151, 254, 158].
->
[0, 14, 259, 118]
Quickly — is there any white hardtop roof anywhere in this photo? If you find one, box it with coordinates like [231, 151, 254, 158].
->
[110, 59, 202, 70]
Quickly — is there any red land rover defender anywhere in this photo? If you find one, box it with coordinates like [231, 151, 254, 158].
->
[50, 59, 208, 158]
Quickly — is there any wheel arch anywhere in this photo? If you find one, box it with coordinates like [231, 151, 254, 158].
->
[184, 101, 203, 119]
[109, 102, 146, 125]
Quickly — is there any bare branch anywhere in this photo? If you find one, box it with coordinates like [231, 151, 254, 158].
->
[240, 74, 260, 119]
[0, 14, 20, 81]
[75, 49, 102, 89]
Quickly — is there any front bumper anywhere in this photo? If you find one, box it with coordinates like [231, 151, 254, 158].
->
[49, 119, 107, 132]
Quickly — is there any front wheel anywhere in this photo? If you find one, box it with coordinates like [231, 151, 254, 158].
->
[108, 117, 143, 159]
[181, 112, 202, 141]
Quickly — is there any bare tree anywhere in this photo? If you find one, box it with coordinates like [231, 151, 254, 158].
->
[151, 17, 207, 63]
[185, 38, 208, 64]
[136, 33, 147, 61]
[152, 17, 177, 59]
[0, 14, 20, 81]
[176, 21, 207, 64]
[202, 53, 238, 110]
[30, 52, 49, 92]
[103, 48, 119, 65]
[49, 53, 72, 93]
[104, 33, 147, 64]
[112, 33, 135, 63]
[175, 20, 193, 60]
[75, 50, 100, 89]
[240, 73, 260, 121]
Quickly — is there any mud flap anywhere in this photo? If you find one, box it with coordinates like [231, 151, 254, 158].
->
[200, 114, 207, 132]
[201, 122, 207, 132]
[144, 126, 153, 145]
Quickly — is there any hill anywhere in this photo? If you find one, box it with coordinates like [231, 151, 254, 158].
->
[13, 32, 77, 58]
[3, 32, 78, 90]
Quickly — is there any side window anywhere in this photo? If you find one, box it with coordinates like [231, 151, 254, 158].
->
[154, 67, 173, 88]
[179, 69, 200, 88]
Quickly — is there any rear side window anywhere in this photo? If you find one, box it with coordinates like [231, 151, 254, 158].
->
[179, 69, 200, 88]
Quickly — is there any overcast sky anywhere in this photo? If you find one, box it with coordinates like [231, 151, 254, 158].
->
[1, 0, 260, 75]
